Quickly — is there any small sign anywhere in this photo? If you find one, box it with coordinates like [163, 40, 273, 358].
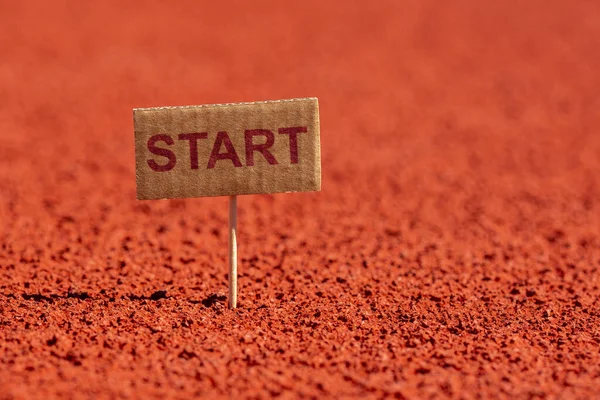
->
[133, 97, 321, 308]
[134, 98, 321, 200]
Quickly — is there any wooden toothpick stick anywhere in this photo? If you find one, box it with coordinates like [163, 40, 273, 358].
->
[229, 195, 238, 308]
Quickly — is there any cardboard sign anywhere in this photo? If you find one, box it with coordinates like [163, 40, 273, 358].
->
[134, 98, 321, 200]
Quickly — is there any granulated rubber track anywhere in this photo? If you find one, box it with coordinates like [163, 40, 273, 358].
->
[1, 1, 599, 398]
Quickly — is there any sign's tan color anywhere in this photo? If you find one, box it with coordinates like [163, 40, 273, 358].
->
[134, 98, 321, 200]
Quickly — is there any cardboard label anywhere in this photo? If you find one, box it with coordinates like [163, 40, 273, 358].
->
[134, 98, 321, 200]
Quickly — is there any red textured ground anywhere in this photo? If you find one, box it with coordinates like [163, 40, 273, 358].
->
[1, 1, 600, 398]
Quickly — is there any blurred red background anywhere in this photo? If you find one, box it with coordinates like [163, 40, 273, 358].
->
[1, 1, 599, 398]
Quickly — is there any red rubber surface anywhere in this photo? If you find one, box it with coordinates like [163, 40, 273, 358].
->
[1, 1, 600, 398]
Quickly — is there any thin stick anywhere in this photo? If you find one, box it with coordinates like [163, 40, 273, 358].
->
[228, 195, 238, 308]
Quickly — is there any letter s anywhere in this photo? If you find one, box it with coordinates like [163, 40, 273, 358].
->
[147, 134, 176, 172]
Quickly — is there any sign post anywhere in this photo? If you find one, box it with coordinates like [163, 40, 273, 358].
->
[228, 195, 237, 308]
[134, 98, 321, 308]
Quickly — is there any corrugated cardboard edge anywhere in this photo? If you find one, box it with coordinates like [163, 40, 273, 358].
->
[314, 98, 321, 192]
[133, 97, 318, 112]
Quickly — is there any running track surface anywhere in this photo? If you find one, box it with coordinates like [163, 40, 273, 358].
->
[1, 1, 600, 398]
